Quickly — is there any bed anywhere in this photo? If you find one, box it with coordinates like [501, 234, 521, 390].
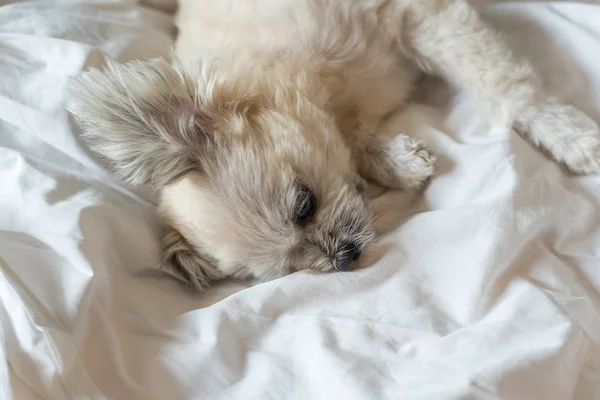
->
[1, 1, 599, 399]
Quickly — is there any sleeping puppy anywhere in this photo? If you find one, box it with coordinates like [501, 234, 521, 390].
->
[66, 0, 600, 289]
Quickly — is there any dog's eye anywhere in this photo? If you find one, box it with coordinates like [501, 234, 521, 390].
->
[356, 181, 366, 194]
[295, 185, 316, 225]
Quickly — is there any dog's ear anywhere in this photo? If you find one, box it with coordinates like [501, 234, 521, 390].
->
[65, 59, 222, 187]
[161, 224, 225, 290]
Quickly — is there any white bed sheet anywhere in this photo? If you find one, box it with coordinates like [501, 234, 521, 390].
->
[1, 1, 600, 399]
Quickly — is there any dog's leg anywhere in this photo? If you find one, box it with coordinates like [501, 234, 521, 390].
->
[391, 0, 600, 174]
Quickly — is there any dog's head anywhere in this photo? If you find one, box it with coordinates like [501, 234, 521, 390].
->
[66, 59, 375, 289]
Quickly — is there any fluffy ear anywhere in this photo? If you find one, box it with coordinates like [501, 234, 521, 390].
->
[65, 59, 219, 187]
[161, 224, 225, 290]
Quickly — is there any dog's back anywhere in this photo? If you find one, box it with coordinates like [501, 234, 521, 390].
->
[175, 0, 419, 124]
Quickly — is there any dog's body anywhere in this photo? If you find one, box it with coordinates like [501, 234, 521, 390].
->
[66, 0, 600, 289]
[175, 1, 425, 187]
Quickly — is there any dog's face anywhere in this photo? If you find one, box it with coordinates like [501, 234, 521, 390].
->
[66, 59, 375, 289]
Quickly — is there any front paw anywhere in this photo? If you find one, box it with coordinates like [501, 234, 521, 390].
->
[560, 135, 600, 175]
[520, 102, 600, 175]
[552, 106, 600, 175]
[360, 134, 436, 190]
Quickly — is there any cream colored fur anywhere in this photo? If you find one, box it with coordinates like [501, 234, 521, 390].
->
[66, 0, 600, 290]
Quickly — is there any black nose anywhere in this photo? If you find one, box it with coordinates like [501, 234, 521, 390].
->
[336, 243, 362, 271]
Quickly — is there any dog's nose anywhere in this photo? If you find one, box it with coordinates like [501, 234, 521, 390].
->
[336, 243, 362, 271]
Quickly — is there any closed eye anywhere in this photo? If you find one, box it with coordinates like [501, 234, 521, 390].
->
[356, 181, 366, 194]
[294, 184, 317, 225]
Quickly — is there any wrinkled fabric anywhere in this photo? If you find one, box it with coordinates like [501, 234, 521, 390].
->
[1, 1, 600, 399]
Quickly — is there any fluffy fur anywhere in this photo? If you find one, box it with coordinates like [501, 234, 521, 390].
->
[66, 0, 600, 290]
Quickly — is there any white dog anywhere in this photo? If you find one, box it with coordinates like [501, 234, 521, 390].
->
[66, 0, 600, 289]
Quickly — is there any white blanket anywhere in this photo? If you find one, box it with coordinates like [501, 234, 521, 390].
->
[1, 1, 600, 399]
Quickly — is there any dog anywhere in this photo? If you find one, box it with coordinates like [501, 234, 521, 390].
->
[65, 0, 600, 290]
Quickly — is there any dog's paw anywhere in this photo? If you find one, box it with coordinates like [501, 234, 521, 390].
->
[560, 135, 600, 175]
[389, 135, 436, 188]
[552, 106, 600, 175]
[359, 134, 436, 190]
[520, 102, 600, 175]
